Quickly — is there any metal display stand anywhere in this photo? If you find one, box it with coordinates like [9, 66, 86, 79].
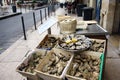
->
[26, 17, 109, 80]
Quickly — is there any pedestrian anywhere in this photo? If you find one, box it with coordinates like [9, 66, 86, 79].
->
[60, 3, 63, 8]
[0, 0, 3, 6]
[67, 2, 72, 13]
[64, 1, 68, 8]
[51, 1, 56, 15]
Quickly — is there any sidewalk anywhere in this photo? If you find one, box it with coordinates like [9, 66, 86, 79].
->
[0, 13, 60, 80]
[0, 8, 120, 80]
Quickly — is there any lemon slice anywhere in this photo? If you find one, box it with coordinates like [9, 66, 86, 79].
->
[72, 38, 77, 43]
[65, 40, 72, 44]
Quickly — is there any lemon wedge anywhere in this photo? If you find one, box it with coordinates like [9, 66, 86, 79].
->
[65, 40, 72, 44]
[72, 38, 77, 42]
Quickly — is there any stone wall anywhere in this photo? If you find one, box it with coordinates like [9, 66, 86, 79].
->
[113, 1, 120, 33]
[100, 0, 116, 34]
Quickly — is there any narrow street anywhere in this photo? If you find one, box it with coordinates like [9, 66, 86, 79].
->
[0, 7, 50, 54]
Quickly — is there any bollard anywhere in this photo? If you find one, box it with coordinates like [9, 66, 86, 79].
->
[45, 8, 47, 20]
[21, 16, 27, 40]
[40, 10, 43, 24]
[25, 5, 26, 12]
[20, 5, 22, 12]
[33, 12, 37, 30]
[51, 5, 52, 16]
[48, 6, 50, 17]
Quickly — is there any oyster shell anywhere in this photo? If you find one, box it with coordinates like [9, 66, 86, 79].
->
[75, 72, 82, 77]
[69, 45, 76, 50]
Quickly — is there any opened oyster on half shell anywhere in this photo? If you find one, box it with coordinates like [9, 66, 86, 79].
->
[58, 34, 92, 52]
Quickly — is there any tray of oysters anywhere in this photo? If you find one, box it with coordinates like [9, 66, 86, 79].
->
[35, 48, 73, 80]
[36, 34, 61, 50]
[16, 49, 48, 80]
[88, 39, 106, 53]
[66, 51, 104, 80]
[58, 34, 92, 52]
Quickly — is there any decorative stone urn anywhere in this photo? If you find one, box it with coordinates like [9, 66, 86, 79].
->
[59, 18, 77, 34]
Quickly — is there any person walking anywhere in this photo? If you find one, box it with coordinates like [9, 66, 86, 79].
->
[0, 0, 3, 6]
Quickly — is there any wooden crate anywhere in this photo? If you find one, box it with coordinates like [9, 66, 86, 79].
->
[66, 51, 104, 80]
[36, 34, 63, 50]
[16, 49, 47, 80]
[88, 38, 106, 53]
[35, 48, 74, 80]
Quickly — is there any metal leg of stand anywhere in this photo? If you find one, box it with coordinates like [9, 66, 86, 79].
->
[48, 28, 51, 34]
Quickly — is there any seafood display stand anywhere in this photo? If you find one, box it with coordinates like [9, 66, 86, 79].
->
[76, 23, 109, 79]
[16, 17, 109, 80]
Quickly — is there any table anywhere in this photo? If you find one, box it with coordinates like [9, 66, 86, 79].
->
[76, 24, 108, 35]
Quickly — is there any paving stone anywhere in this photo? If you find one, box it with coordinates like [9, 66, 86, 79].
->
[108, 35, 120, 49]
[0, 62, 26, 80]
[1, 47, 29, 62]
[106, 41, 119, 58]
[104, 59, 120, 80]
[0, 40, 24, 61]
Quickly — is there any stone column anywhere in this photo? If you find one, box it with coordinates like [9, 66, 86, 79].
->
[112, 1, 120, 33]
[106, 0, 116, 33]
[100, 0, 116, 34]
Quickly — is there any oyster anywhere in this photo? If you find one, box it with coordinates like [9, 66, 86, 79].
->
[69, 45, 76, 50]
[75, 72, 82, 77]
[75, 41, 82, 45]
